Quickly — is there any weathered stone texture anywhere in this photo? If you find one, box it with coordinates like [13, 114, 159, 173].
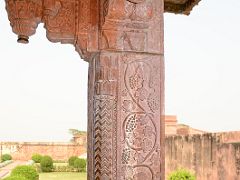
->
[4, 0, 202, 179]
[165, 132, 240, 180]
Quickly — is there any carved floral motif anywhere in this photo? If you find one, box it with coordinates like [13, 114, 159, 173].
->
[120, 55, 162, 179]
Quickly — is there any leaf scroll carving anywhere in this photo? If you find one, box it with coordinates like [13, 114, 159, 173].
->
[120, 54, 162, 180]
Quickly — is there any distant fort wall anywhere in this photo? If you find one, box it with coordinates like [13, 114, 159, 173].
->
[1, 117, 240, 179]
[0, 142, 86, 161]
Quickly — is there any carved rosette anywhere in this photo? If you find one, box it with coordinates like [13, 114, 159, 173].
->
[6, 0, 43, 43]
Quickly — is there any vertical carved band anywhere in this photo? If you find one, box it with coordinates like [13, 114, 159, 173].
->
[120, 54, 163, 180]
[93, 54, 119, 180]
[94, 95, 117, 179]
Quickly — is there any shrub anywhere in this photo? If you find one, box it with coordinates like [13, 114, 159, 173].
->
[40, 155, 53, 172]
[1, 154, 12, 162]
[168, 168, 196, 180]
[74, 158, 86, 172]
[31, 154, 42, 163]
[11, 165, 39, 180]
[3, 175, 28, 180]
[53, 165, 75, 172]
[68, 156, 78, 167]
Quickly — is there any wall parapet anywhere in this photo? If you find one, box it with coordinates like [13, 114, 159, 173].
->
[166, 131, 240, 180]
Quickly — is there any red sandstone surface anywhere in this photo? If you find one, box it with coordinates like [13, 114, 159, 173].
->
[4, 0, 201, 179]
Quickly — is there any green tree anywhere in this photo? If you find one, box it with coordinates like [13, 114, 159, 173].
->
[1, 154, 12, 162]
[40, 156, 53, 172]
[68, 156, 79, 167]
[31, 154, 42, 163]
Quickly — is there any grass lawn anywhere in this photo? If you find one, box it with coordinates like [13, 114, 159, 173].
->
[39, 172, 86, 180]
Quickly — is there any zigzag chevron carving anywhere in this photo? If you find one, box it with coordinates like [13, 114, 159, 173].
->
[94, 95, 117, 180]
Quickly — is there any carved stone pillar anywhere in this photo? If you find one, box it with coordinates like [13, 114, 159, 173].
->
[87, 1, 165, 179]
[5, 0, 201, 179]
[89, 54, 165, 180]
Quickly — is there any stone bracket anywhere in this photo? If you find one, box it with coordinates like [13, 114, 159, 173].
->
[5, 0, 99, 61]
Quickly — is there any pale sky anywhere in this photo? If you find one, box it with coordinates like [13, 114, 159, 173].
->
[0, 1, 240, 142]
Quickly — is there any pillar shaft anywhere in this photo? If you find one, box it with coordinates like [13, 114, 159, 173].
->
[88, 52, 165, 179]
[88, 0, 165, 179]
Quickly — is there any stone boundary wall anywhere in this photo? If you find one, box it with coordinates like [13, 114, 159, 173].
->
[2, 131, 240, 179]
[0, 142, 85, 161]
[165, 131, 240, 180]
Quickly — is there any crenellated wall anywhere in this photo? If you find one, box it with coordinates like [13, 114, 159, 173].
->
[165, 132, 240, 180]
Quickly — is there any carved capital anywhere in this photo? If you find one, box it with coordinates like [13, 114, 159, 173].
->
[6, 0, 43, 43]
[5, 0, 199, 59]
[100, 0, 164, 54]
[5, 0, 164, 59]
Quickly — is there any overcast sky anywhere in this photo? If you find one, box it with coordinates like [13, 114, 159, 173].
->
[0, 1, 240, 142]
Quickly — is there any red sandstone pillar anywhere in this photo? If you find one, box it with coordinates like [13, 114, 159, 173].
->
[88, 1, 165, 179]
[5, 0, 165, 179]
[5, 0, 201, 178]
